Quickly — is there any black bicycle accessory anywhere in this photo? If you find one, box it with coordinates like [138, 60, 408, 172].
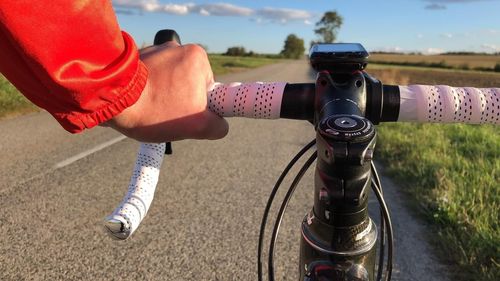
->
[309, 43, 369, 73]
[298, 70, 383, 281]
[261, 68, 392, 281]
[154, 29, 182, 45]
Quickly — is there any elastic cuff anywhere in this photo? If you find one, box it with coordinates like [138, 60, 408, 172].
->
[54, 60, 148, 133]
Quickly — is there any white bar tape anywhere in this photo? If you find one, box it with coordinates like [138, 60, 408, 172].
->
[399, 85, 500, 124]
[105, 142, 165, 240]
[208, 82, 287, 119]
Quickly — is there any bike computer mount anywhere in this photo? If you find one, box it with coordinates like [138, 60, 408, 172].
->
[309, 43, 369, 73]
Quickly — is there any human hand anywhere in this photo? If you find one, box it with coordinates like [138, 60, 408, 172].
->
[103, 42, 229, 142]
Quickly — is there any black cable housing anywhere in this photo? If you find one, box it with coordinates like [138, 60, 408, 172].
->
[372, 162, 386, 281]
[257, 139, 316, 281]
[371, 162, 394, 281]
[268, 151, 317, 281]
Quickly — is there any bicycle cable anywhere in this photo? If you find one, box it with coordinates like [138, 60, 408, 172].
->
[371, 162, 394, 281]
[258, 147, 392, 281]
[261, 153, 392, 281]
[268, 151, 317, 281]
[372, 162, 386, 281]
[258, 139, 316, 281]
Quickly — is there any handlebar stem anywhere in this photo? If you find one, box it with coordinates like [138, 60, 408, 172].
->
[299, 71, 379, 281]
[312, 71, 375, 227]
[314, 71, 367, 125]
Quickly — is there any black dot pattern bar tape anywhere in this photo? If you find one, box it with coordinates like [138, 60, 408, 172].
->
[398, 85, 500, 124]
[208, 82, 287, 119]
[105, 143, 165, 240]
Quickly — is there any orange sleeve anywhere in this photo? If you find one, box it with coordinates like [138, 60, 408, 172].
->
[0, 0, 147, 132]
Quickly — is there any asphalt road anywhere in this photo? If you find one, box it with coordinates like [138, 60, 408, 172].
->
[0, 60, 451, 281]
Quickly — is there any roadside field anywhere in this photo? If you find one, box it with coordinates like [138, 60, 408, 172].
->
[370, 53, 500, 71]
[367, 65, 499, 281]
[208, 54, 281, 75]
[367, 64, 500, 87]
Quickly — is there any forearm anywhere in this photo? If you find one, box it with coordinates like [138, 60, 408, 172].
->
[0, 0, 147, 132]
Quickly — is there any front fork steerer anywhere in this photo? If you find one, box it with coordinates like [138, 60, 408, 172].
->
[299, 119, 377, 281]
[300, 212, 377, 281]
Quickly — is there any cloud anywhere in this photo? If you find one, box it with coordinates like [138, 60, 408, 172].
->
[160, 3, 192, 15]
[425, 4, 447, 9]
[113, 0, 189, 14]
[417, 34, 424, 38]
[422, 0, 494, 10]
[481, 44, 500, 52]
[112, 1, 313, 24]
[114, 0, 160, 12]
[373, 46, 404, 53]
[114, 9, 137, 15]
[190, 3, 253, 17]
[425, 47, 445, 54]
[256, 7, 313, 23]
[440, 33, 453, 38]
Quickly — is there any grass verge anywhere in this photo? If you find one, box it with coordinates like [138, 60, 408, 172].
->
[372, 66, 499, 281]
[0, 55, 281, 120]
[376, 123, 499, 281]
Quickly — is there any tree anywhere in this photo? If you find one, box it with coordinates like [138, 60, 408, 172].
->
[225, 46, 246, 56]
[281, 34, 305, 59]
[314, 11, 343, 43]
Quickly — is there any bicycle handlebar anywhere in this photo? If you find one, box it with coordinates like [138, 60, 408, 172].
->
[104, 82, 499, 239]
[208, 82, 499, 124]
[208, 82, 500, 124]
[104, 143, 165, 239]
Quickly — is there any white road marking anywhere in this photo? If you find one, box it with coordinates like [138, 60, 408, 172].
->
[53, 135, 127, 169]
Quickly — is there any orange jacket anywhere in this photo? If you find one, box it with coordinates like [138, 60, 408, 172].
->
[0, 0, 147, 133]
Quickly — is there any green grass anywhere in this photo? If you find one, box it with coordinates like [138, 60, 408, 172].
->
[376, 123, 499, 281]
[0, 74, 37, 119]
[208, 54, 281, 75]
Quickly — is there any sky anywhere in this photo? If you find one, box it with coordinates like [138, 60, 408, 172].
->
[113, 0, 500, 54]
